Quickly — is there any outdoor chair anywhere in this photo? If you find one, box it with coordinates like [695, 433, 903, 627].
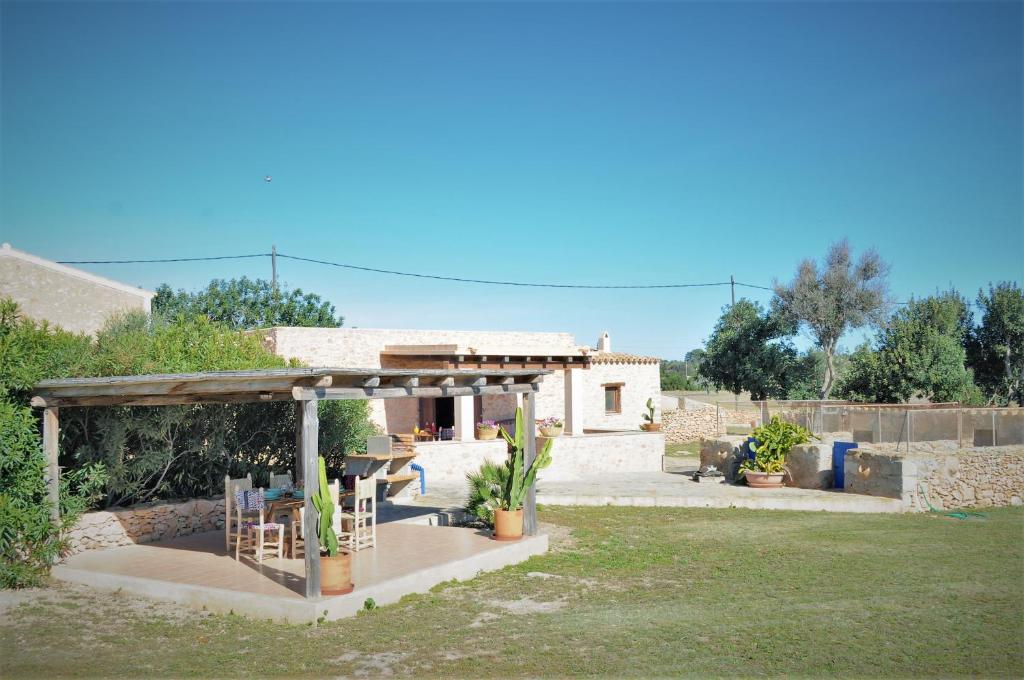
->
[234, 488, 286, 562]
[344, 476, 376, 551]
[224, 473, 253, 553]
[269, 471, 293, 490]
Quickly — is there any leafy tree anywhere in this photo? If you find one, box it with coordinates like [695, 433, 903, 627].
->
[835, 292, 983, 404]
[967, 282, 1024, 406]
[772, 240, 889, 399]
[698, 300, 799, 401]
[660, 360, 696, 391]
[153, 277, 343, 329]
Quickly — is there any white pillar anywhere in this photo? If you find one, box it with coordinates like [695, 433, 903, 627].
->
[564, 368, 584, 436]
[454, 395, 476, 441]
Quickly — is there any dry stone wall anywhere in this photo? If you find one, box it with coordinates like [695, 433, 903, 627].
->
[662, 406, 752, 443]
[64, 498, 225, 554]
[845, 445, 1024, 511]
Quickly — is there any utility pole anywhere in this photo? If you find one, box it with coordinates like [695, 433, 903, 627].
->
[730, 274, 735, 306]
[271, 244, 278, 290]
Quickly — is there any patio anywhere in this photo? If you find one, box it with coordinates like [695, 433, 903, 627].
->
[53, 523, 548, 623]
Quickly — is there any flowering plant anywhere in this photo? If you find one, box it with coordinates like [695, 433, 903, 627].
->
[476, 420, 499, 430]
[539, 417, 563, 428]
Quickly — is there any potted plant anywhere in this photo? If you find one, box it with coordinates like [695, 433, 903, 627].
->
[465, 407, 553, 540]
[738, 416, 813, 489]
[475, 419, 500, 440]
[310, 456, 353, 595]
[538, 416, 564, 438]
[640, 398, 660, 432]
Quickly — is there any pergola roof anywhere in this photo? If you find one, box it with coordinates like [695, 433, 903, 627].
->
[30, 367, 552, 408]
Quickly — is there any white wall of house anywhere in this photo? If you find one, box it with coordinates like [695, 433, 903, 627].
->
[265, 327, 660, 436]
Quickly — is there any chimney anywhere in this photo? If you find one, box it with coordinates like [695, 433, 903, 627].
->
[597, 331, 611, 352]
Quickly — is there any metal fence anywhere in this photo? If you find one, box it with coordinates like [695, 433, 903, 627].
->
[757, 402, 1024, 451]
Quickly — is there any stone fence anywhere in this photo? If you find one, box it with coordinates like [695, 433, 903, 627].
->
[662, 406, 756, 443]
[64, 497, 225, 555]
[845, 445, 1024, 511]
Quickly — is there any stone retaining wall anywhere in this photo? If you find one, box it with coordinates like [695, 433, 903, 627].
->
[845, 445, 1024, 510]
[663, 407, 754, 443]
[65, 498, 225, 554]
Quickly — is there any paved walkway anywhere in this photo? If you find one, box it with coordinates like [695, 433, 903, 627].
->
[392, 460, 903, 517]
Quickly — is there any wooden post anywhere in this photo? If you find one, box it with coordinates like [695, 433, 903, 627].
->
[43, 407, 60, 522]
[523, 391, 538, 536]
[294, 400, 304, 483]
[957, 408, 963, 449]
[299, 398, 321, 598]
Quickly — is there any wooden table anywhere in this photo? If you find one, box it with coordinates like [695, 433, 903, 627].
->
[267, 494, 353, 559]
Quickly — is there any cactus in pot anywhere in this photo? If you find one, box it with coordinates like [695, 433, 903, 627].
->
[641, 397, 660, 431]
[310, 456, 352, 594]
[487, 407, 553, 540]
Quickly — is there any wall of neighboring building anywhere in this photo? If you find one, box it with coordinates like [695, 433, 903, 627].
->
[0, 249, 152, 335]
[581, 362, 661, 431]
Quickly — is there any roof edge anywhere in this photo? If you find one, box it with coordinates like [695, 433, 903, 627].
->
[1, 243, 156, 300]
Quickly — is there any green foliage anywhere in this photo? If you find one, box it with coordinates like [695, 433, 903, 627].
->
[642, 398, 655, 423]
[310, 456, 339, 557]
[153, 277, 343, 329]
[699, 299, 799, 400]
[465, 460, 509, 527]
[465, 408, 552, 524]
[835, 292, 983, 405]
[772, 240, 889, 398]
[499, 408, 553, 512]
[660, 359, 702, 391]
[967, 282, 1024, 406]
[738, 416, 813, 477]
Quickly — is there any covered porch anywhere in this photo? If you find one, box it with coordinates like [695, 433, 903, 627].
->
[31, 367, 552, 618]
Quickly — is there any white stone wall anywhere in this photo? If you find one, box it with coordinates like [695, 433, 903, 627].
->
[400, 440, 508, 493]
[0, 250, 152, 335]
[543, 431, 664, 480]
[581, 362, 661, 431]
[63, 498, 225, 554]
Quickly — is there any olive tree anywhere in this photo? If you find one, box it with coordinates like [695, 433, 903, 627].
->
[772, 240, 889, 399]
[967, 282, 1024, 405]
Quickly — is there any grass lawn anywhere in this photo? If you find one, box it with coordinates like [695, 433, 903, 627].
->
[3, 507, 1022, 678]
[665, 441, 701, 457]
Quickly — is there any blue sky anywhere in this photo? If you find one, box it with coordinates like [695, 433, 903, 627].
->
[2, 1, 1021, 358]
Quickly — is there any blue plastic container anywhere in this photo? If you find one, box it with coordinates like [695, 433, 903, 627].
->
[832, 441, 857, 489]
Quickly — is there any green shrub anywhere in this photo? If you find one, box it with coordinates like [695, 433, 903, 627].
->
[738, 416, 813, 477]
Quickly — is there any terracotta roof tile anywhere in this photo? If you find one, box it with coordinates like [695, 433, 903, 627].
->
[590, 351, 659, 365]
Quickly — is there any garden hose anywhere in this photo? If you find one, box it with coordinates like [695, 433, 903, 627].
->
[917, 483, 986, 520]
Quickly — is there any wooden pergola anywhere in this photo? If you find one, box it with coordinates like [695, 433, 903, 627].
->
[30, 367, 551, 598]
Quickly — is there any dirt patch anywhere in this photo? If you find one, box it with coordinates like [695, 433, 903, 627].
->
[334, 651, 408, 677]
[487, 597, 567, 615]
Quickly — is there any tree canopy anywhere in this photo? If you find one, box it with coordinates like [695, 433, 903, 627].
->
[153, 277, 343, 329]
[967, 282, 1024, 405]
[772, 240, 889, 399]
[698, 299, 799, 400]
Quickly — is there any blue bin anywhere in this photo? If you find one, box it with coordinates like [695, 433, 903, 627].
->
[832, 441, 857, 489]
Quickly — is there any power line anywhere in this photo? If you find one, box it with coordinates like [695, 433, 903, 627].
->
[57, 253, 271, 264]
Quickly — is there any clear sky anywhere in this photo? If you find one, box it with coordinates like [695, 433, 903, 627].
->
[2, 1, 1021, 358]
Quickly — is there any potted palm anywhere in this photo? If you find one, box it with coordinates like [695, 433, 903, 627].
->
[310, 456, 353, 595]
[538, 416, 564, 438]
[738, 416, 813, 488]
[640, 398, 660, 432]
[475, 419, 500, 440]
[464, 407, 553, 540]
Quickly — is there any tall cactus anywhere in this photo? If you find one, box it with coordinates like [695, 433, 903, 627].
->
[643, 397, 655, 423]
[498, 407, 553, 511]
[309, 456, 339, 557]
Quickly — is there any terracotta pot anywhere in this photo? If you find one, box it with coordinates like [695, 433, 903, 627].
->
[493, 508, 524, 541]
[641, 423, 661, 432]
[476, 426, 499, 440]
[321, 552, 354, 595]
[539, 425, 563, 438]
[744, 471, 785, 489]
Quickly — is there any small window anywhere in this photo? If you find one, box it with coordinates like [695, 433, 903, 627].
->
[604, 384, 622, 414]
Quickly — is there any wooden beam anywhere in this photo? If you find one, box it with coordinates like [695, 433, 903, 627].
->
[391, 376, 419, 388]
[361, 376, 381, 388]
[300, 398, 321, 599]
[43, 407, 59, 522]
[522, 392, 537, 536]
[30, 392, 295, 408]
[294, 400, 304, 483]
[434, 376, 455, 387]
[292, 384, 541, 401]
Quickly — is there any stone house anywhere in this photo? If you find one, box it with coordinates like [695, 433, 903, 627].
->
[0, 243, 154, 335]
[263, 326, 665, 488]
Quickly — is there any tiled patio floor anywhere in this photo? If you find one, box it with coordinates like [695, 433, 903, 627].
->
[54, 523, 547, 622]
